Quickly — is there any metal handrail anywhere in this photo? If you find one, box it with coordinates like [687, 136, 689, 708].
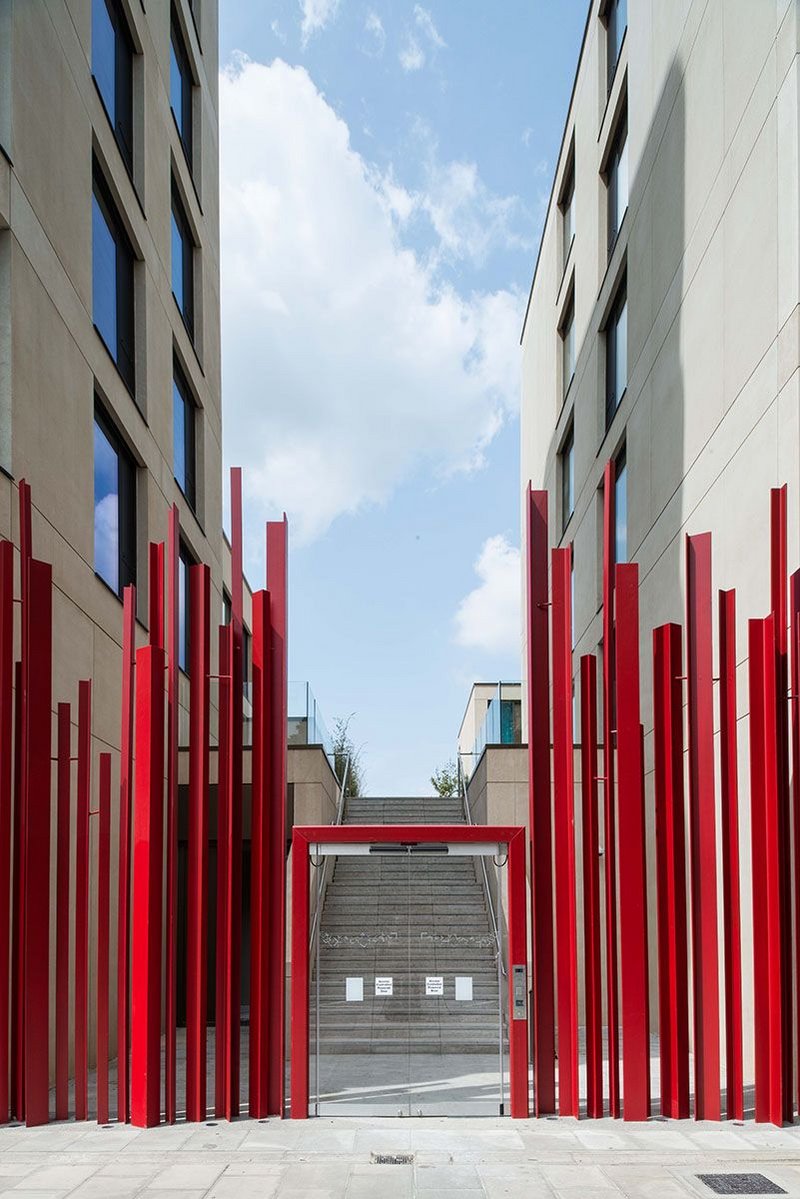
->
[458, 756, 507, 979]
[308, 753, 350, 960]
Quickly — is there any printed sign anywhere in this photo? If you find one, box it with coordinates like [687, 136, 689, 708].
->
[455, 976, 473, 1001]
[345, 977, 364, 1002]
[425, 976, 444, 997]
[375, 976, 393, 997]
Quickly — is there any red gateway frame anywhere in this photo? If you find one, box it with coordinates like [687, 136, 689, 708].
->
[290, 822, 530, 1119]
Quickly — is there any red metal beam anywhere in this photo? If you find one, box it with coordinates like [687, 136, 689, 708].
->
[215, 627, 230, 1119]
[551, 546, 578, 1116]
[24, 558, 51, 1126]
[10, 662, 21, 1120]
[266, 516, 288, 1117]
[791, 570, 800, 1114]
[166, 511, 179, 1123]
[507, 828, 530, 1119]
[13, 481, 32, 1121]
[55, 703, 71, 1121]
[149, 542, 164, 649]
[0, 542, 13, 1125]
[652, 623, 689, 1119]
[614, 563, 650, 1121]
[749, 616, 784, 1125]
[224, 469, 244, 1120]
[289, 824, 310, 1120]
[186, 564, 210, 1123]
[250, 589, 270, 1118]
[685, 533, 721, 1120]
[718, 591, 743, 1121]
[601, 459, 620, 1117]
[770, 487, 793, 1121]
[130, 645, 166, 1128]
[117, 584, 136, 1124]
[75, 679, 91, 1122]
[524, 485, 555, 1115]
[580, 655, 602, 1118]
[96, 753, 111, 1125]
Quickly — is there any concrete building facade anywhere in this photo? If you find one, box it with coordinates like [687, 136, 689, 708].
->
[521, 0, 800, 1077]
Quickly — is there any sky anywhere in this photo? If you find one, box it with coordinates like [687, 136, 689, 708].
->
[218, 0, 588, 794]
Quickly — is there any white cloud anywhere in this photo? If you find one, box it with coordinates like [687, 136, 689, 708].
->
[399, 35, 425, 71]
[413, 5, 445, 49]
[399, 5, 446, 72]
[299, 0, 340, 47]
[363, 10, 386, 57]
[454, 535, 521, 657]
[219, 58, 522, 543]
[270, 19, 287, 44]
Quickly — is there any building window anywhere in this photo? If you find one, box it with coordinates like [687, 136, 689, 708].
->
[560, 421, 574, 534]
[560, 294, 575, 398]
[178, 540, 196, 673]
[170, 11, 193, 166]
[242, 626, 251, 693]
[605, 277, 627, 428]
[560, 160, 575, 272]
[222, 588, 232, 626]
[94, 404, 136, 596]
[605, 0, 627, 93]
[171, 185, 194, 337]
[173, 362, 196, 509]
[92, 165, 135, 392]
[92, 0, 134, 172]
[606, 111, 628, 254]
[614, 445, 627, 565]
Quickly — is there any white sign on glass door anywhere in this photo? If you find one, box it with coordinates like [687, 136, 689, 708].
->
[375, 976, 393, 996]
[345, 977, 364, 1002]
[425, 976, 444, 997]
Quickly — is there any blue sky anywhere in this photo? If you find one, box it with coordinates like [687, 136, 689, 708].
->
[218, 1, 587, 794]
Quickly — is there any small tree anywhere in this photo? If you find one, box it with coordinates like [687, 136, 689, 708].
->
[431, 759, 459, 797]
[331, 714, 365, 798]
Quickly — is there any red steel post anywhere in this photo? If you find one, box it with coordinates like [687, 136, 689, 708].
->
[250, 589, 270, 1118]
[507, 828, 530, 1119]
[551, 546, 578, 1116]
[718, 591, 743, 1121]
[652, 623, 689, 1119]
[524, 485, 556, 1114]
[580, 655, 603, 1118]
[96, 753, 111, 1125]
[186, 564, 210, 1123]
[55, 703, 71, 1121]
[749, 616, 784, 1125]
[0, 542, 13, 1124]
[290, 829, 310, 1119]
[685, 533, 721, 1120]
[166, 511, 179, 1123]
[10, 664, 21, 1120]
[614, 563, 650, 1121]
[215, 628, 230, 1118]
[24, 559, 51, 1126]
[75, 679, 91, 1121]
[13, 481, 32, 1120]
[149, 542, 164, 649]
[770, 488, 793, 1120]
[791, 570, 800, 1113]
[130, 646, 166, 1128]
[266, 516, 288, 1116]
[602, 459, 620, 1116]
[117, 584, 136, 1123]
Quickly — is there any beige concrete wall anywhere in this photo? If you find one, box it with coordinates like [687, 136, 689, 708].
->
[521, 0, 800, 1082]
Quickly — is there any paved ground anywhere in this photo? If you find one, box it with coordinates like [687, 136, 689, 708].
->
[1, 1114, 800, 1198]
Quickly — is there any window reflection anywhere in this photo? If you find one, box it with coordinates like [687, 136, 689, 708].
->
[94, 418, 120, 593]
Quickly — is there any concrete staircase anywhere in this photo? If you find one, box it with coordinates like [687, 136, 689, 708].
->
[311, 796, 504, 1055]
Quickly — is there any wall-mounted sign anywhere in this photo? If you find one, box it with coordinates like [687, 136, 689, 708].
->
[455, 976, 473, 1001]
[375, 976, 393, 996]
[345, 977, 364, 1002]
[425, 976, 444, 997]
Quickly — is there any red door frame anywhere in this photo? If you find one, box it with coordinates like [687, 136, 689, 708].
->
[290, 823, 530, 1119]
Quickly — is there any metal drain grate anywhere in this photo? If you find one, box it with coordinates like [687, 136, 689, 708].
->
[371, 1153, 414, 1166]
[697, 1175, 786, 1195]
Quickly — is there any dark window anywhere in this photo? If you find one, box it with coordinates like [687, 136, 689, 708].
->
[242, 626, 251, 694]
[560, 294, 575, 398]
[606, 112, 628, 254]
[561, 422, 574, 534]
[178, 540, 196, 672]
[170, 11, 193, 165]
[92, 0, 134, 172]
[173, 362, 196, 509]
[605, 277, 627, 428]
[92, 165, 135, 391]
[222, 589, 232, 626]
[171, 184, 194, 337]
[560, 161, 575, 271]
[614, 445, 627, 565]
[94, 404, 136, 596]
[606, 0, 627, 93]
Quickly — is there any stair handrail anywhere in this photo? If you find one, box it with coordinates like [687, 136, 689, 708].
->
[458, 755, 506, 979]
[308, 752, 350, 960]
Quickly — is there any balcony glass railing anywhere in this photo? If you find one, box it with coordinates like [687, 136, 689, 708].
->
[288, 680, 335, 770]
